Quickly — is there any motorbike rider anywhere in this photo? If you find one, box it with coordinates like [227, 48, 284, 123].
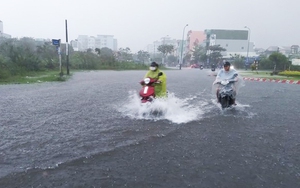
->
[211, 64, 216, 71]
[214, 61, 238, 104]
[144, 62, 167, 97]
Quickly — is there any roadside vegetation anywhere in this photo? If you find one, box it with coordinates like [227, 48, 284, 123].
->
[1, 37, 299, 84]
[190, 45, 300, 80]
[0, 37, 157, 85]
[238, 71, 300, 81]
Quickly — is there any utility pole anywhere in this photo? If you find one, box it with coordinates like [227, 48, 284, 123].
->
[180, 24, 188, 70]
[65, 20, 70, 75]
[244, 26, 251, 70]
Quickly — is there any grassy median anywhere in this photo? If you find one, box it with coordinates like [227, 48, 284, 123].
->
[0, 71, 70, 85]
[239, 70, 300, 81]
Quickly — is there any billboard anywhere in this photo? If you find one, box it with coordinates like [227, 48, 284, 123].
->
[291, 59, 300, 66]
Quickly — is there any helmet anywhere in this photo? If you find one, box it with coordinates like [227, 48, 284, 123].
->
[223, 61, 231, 67]
[150, 62, 158, 67]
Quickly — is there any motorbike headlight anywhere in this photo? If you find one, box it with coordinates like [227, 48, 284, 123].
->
[221, 80, 229, 85]
[144, 78, 150, 84]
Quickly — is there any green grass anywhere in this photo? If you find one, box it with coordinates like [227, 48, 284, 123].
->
[0, 71, 71, 85]
[238, 70, 300, 81]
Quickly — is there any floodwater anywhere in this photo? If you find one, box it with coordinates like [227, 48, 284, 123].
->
[0, 69, 299, 188]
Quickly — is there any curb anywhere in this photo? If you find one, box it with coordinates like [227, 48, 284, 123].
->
[243, 77, 300, 85]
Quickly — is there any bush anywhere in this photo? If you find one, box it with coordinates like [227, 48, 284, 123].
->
[278, 70, 300, 76]
[0, 69, 10, 79]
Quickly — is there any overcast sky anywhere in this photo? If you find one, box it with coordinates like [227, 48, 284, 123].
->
[1, 0, 299, 52]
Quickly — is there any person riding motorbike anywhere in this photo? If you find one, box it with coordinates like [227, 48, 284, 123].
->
[143, 62, 167, 98]
[214, 61, 238, 105]
[211, 64, 216, 71]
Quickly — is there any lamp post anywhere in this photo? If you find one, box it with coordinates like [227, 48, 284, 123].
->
[180, 24, 188, 70]
[244, 26, 251, 70]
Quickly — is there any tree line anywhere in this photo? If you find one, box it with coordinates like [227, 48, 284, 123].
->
[190, 45, 300, 71]
[0, 37, 153, 80]
[1, 37, 298, 81]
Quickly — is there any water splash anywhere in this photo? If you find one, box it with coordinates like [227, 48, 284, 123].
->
[118, 91, 204, 124]
[210, 98, 255, 118]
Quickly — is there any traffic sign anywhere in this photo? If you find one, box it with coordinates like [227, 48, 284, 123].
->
[52, 39, 60, 46]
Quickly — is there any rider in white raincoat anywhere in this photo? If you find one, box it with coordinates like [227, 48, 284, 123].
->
[213, 61, 239, 104]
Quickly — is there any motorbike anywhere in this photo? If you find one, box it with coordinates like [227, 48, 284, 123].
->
[214, 78, 237, 109]
[139, 72, 163, 103]
[200, 65, 204, 70]
[211, 64, 216, 71]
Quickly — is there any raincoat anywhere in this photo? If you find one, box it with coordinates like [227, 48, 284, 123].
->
[214, 68, 239, 99]
[144, 68, 167, 97]
[216, 68, 238, 80]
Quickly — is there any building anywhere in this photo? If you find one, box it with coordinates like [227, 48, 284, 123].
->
[264, 45, 295, 57]
[205, 29, 256, 59]
[185, 30, 206, 53]
[0, 20, 2, 33]
[96, 35, 116, 51]
[71, 34, 117, 52]
[291, 45, 299, 54]
[146, 36, 179, 58]
[0, 20, 11, 38]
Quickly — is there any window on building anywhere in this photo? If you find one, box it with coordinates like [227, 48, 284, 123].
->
[241, 47, 244, 49]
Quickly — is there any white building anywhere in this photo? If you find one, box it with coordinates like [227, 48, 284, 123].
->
[71, 34, 117, 52]
[0, 20, 11, 38]
[0, 20, 3, 33]
[146, 36, 180, 58]
[96, 35, 115, 50]
[205, 29, 257, 58]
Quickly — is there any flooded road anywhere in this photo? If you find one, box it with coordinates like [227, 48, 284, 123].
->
[0, 69, 299, 188]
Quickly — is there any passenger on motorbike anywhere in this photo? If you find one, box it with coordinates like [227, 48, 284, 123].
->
[144, 62, 167, 98]
[214, 61, 238, 104]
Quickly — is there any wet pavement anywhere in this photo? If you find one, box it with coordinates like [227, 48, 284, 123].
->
[0, 69, 299, 188]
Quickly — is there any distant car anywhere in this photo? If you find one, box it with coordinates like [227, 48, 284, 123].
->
[190, 64, 199, 68]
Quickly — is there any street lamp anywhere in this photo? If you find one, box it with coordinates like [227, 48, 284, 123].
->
[244, 26, 251, 70]
[180, 24, 188, 70]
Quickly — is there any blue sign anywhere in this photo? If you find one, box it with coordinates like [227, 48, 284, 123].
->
[52, 39, 60, 46]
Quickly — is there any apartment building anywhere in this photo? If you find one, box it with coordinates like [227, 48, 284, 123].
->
[71, 34, 117, 52]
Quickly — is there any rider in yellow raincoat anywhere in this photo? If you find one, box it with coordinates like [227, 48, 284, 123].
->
[144, 62, 167, 98]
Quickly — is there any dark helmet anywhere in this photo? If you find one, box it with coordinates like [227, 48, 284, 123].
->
[150, 62, 159, 67]
[223, 61, 231, 67]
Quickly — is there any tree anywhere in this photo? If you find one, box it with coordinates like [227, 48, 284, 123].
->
[99, 47, 116, 66]
[157, 44, 174, 57]
[167, 55, 177, 66]
[192, 45, 207, 64]
[137, 50, 150, 64]
[95, 48, 101, 56]
[229, 54, 244, 69]
[207, 45, 226, 65]
[117, 47, 133, 62]
[269, 52, 288, 71]
[157, 44, 174, 65]
[36, 42, 58, 69]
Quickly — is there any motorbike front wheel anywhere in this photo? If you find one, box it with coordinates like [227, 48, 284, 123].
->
[220, 96, 229, 109]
